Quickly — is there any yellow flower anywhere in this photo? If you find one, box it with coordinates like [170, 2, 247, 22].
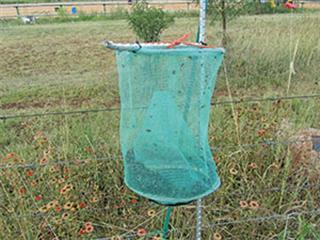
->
[111, 236, 122, 240]
[47, 200, 58, 209]
[213, 232, 222, 240]
[152, 235, 161, 240]
[147, 209, 156, 217]
[229, 168, 238, 175]
[61, 212, 69, 220]
[63, 201, 73, 210]
[90, 197, 99, 203]
[39, 206, 48, 213]
[58, 178, 65, 184]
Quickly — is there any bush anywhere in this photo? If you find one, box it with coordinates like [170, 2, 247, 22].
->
[127, 0, 174, 42]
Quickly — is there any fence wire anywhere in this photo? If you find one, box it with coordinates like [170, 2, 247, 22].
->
[1, 93, 320, 121]
[0, 137, 318, 170]
[93, 208, 320, 240]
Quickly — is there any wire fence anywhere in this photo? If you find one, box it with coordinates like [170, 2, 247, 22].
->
[3, 184, 319, 238]
[94, 208, 320, 239]
[1, 93, 320, 238]
[1, 93, 320, 121]
[1, 137, 318, 170]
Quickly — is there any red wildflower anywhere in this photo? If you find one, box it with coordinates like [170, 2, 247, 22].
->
[79, 202, 87, 209]
[248, 162, 258, 169]
[35, 195, 42, 201]
[84, 147, 94, 154]
[19, 187, 26, 195]
[130, 198, 138, 204]
[26, 170, 33, 177]
[137, 228, 147, 237]
[7, 153, 15, 158]
[55, 205, 62, 213]
[257, 128, 266, 137]
[39, 157, 48, 165]
[85, 224, 94, 233]
[79, 228, 86, 235]
[84, 222, 92, 228]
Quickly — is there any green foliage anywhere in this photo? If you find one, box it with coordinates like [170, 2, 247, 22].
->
[56, 6, 68, 19]
[209, 0, 303, 23]
[244, 1, 304, 15]
[278, 217, 320, 240]
[127, 0, 174, 42]
[208, 0, 249, 23]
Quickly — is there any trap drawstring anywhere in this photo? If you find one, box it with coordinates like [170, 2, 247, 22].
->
[167, 33, 214, 49]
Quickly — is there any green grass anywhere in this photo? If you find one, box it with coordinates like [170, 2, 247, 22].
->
[0, 13, 320, 239]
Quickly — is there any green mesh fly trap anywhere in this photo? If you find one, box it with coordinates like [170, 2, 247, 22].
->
[106, 42, 224, 205]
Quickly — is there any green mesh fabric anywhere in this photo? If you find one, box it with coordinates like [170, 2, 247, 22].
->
[115, 46, 224, 205]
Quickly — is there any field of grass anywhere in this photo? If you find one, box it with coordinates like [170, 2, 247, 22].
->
[0, 12, 320, 239]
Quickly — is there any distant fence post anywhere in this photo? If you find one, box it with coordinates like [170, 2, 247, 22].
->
[15, 6, 20, 17]
[103, 3, 106, 14]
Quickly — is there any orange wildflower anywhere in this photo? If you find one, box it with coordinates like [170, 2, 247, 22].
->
[60, 187, 68, 195]
[47, 200, 58, 209]
[85, 224, 94, 233]
[58, 178, 65, 184]
[239, 200, 248, 208]
[26, 170, 33, 177]
[84, 222, 92, 228]
[90, 197, 98, 203]
[55, 205, 62, 213]
[249, 200, 260, 210]
[248, 162, 258, 169]
[64, 167, 70, 174]
[31, 180, 38, 187]
[19, 187, 26, 195]
[39, 157, 48, 165]
[257, 128, 266, 137]
[61, 212, 69, 220]
[7, 153, 15, 159]
[79, 202, 87, 209]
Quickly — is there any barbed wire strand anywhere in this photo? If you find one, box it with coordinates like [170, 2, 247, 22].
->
[1, 93, 320, 121]
[1, 136, 318, 170]
[207, 209, 320, 228]
[11, 204, 309, 240]
[94, 208, 320, 240]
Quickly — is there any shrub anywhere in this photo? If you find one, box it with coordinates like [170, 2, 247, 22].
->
[127, 0, 174, 42]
